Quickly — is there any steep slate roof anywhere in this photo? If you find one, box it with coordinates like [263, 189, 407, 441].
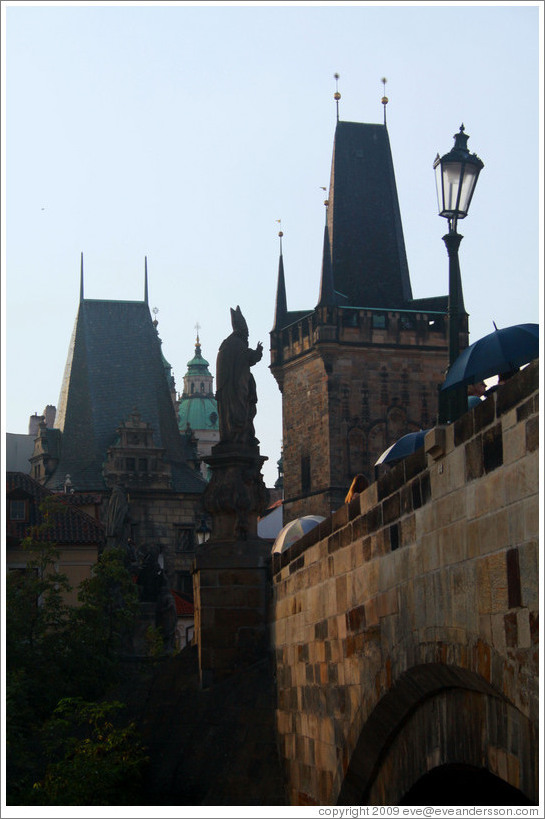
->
[6, 471, 106, 546]
[326, 121, 413, 309]
[52, 298, 205, 493]
[273, 119, 450, 327]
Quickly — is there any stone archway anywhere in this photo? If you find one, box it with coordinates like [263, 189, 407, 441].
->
[337, 664, 538, 806]
[400, 764, 534, 806]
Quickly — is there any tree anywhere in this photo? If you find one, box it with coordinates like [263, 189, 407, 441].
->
[6, 503, 144, 805]
[31, 698, 149, 806]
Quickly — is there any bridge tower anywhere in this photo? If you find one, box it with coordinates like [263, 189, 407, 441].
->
[270, 112, 468, 522]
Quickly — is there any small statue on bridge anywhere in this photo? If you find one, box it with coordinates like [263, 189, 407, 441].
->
[215, 306, 263, 449]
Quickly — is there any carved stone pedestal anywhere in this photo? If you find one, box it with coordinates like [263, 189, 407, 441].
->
[193, 442, 271, 688]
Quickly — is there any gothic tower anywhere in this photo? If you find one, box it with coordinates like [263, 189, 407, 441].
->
[270, 109, 468, 522]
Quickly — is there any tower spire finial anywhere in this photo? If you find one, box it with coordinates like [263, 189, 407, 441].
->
[273, 226, 288, 331]
[80, 252, 84, 302]
[276, 220, 283, 254]
[381, 77, 388, 126]
[144, 256, 149, 304]
[334, 73, 341, 123]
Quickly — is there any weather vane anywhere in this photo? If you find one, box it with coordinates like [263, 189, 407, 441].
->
[381, 77, 388, 126]
[195, 321, 201, 342]
[334, 72, 341, 122]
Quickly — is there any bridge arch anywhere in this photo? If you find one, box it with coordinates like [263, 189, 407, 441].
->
[337, 664, 538, 806]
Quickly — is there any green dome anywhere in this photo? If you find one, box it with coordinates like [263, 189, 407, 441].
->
[179, 396, 218, 431]
[187, 350, 210, 372]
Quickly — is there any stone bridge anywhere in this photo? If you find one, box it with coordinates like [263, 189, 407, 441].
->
[271, 361, 539, 805]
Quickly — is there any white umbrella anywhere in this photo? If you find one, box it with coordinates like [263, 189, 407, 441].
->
[272, 515, 325, 554]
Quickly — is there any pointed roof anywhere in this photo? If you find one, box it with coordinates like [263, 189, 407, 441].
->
[272, 235, 288, 330]
[52, 297, 205, 493]
[327, 120, 413, 308]
[316, 216, 336, 308]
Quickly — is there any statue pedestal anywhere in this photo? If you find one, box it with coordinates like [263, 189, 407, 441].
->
[194, 443, 271, 687]
[193, 538, 271, 688]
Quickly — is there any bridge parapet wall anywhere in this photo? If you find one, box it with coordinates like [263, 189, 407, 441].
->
[272, 361, 539, 806]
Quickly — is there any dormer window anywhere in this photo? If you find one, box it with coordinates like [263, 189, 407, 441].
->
[10, 500, 27, 521]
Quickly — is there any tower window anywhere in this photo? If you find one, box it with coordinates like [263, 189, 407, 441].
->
[126, 458, 135, 471]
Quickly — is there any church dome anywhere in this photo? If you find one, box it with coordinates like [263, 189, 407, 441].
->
[179, 397, 218, 432]
[177, 334, 219, 433]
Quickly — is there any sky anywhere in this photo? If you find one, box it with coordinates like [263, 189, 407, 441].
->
[2, 0, 542, 489]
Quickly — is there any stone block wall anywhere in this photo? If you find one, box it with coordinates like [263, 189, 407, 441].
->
[275, 308, 451, 521]
[272, 361, 539, 805]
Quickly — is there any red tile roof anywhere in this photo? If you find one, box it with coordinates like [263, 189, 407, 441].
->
[171, 590, 194, 617]
[6, 472, 106, 546]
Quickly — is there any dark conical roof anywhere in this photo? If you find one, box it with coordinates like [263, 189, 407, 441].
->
[316, 219, 336, 307]
[52, 298, 205, 492]
[272, 244, 288, 331]
[327, 121, 413, 308]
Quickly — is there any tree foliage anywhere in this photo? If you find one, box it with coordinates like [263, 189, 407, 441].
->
[30, 698, 149, 806]
[6, 503, 146, 805]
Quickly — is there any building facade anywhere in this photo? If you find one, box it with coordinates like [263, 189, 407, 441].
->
[29, 263, 207, 596]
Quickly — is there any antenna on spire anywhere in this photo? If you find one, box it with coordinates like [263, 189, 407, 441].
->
[144, 256, 149, 304]
[79, 252, 84, 302]
[276, 219, 283, 253]
[334, 73, 341, 122]
[381, 77, 389, 126]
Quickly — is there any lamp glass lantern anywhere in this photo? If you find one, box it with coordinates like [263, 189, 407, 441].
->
[434, 124, 484, 229]
[196, 517, 211, 545]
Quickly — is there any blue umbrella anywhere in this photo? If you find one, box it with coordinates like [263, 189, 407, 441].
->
[442, 323, 539, 391]
[375, 429, 432, 466]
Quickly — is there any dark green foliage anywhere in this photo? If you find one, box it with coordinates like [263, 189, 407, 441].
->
[30, 699, 149, 806]
[6, 502, 146, 805]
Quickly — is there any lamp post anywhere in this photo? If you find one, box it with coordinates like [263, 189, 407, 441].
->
[434, 124, 483, 423]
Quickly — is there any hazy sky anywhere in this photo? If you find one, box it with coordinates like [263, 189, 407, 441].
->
[2, 1, 542, 488]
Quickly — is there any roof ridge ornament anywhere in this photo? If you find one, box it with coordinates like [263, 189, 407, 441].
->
[381, 77, 388, 126]
[334, 72, 341, 123]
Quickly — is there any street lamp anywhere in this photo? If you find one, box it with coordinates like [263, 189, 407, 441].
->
[195, 517, 211, 546]
[434, 124, 484, 423]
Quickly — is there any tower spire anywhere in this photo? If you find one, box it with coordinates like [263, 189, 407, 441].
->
[79, 252, 84, 302]
[317, 200, 335, 307]
[334, 73, 341, 123]
[273, 230, 288, 330]
[144, 256, 149, 304]
[381, 77, 388, 127]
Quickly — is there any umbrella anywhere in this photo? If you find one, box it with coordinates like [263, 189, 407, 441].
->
[272, 515, 325, 554]
[375, 429, 432, 466]
[441, 323, 539, 392]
